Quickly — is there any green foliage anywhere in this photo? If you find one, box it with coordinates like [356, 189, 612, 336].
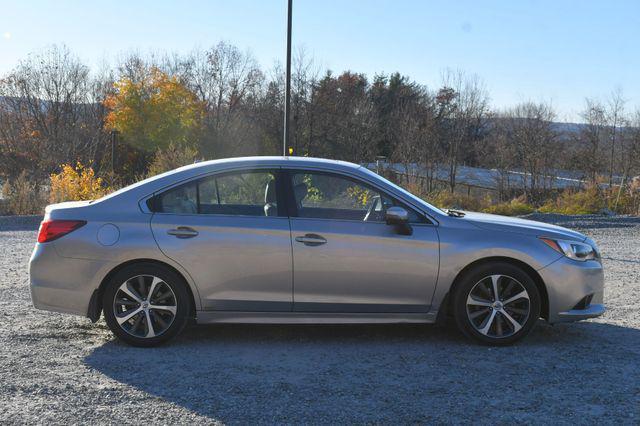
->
[539, 186, 605, 215]
[429, 190, 487, 212]
[427, 190, 534, 216]
[104, 68, 204, 152]
[483, 198, 535, 216]
[538, 185, 640, 215]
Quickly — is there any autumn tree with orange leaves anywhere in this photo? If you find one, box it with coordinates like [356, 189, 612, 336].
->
[104, 68, 204, 152]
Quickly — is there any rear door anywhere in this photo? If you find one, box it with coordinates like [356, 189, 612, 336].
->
[286, 169, 440, 313]
[150, 168, 293, 312]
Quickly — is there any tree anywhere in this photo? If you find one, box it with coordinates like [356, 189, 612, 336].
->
[578, 99, 607, 183]
[500, 102, 558, 201]
[0, 45, 105, 182]
[436, 70, 490, 192]
[605, 89, 626, 186]
[104, 67, 204, 153]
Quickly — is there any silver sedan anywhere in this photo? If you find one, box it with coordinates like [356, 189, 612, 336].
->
[29, 157, 605, 346]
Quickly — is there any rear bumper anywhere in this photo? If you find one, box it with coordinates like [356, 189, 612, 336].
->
[29, 243, 115, 317]
[538, 256, 605, 323]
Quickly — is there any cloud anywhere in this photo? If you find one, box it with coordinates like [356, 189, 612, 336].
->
[3, 32, 11, 40]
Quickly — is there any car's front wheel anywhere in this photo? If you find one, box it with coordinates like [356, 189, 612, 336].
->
[452, 262, 541, 345]
[102, 263, 191, 347]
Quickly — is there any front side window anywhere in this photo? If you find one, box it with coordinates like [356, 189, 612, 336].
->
[290, 171, 422, 222]
[152, 170, 280, 217]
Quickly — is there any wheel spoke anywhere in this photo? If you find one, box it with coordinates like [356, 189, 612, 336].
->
[503, 290, 529, 306]
[148, 277, 163, 301]
[116, 306, 143, 325]
[478, 309, 497, 335]
[501, 309, 523, 333]
[467, 295, 492, 307]
[490, 275, 500, 301]
[150, 304, 177, 315]
[145, 311, 156, 338]
[495, 312, 504, 336]
[120, 283, 143, 303]
[138, 276, 147, 299]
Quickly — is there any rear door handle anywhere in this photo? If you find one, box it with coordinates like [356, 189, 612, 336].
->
[295, 233, 327, 246]
[167, 226, 199, 239]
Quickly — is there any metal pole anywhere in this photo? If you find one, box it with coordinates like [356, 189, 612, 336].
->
[283, 0, 293, 156]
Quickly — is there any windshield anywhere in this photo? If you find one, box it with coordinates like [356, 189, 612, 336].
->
[358, 167, 446, 215]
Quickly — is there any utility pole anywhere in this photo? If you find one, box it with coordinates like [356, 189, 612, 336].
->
[283, 0, 293, 156]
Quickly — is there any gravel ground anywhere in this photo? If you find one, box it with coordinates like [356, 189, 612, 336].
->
[1, 214, 639, 424]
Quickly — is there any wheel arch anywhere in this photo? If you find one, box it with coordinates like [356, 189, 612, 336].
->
[89, 258, 198, 322]
[444, 256, 549, 321]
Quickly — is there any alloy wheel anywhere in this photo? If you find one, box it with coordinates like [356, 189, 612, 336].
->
[465, 274, 530, 339]
[113, 274, 177, 338]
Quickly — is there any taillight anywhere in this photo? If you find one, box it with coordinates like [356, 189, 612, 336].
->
[37, 220, 87, 243]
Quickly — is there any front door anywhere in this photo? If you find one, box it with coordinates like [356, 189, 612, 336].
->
[150, 169, 293, 312]
[287, 170, 440, 313]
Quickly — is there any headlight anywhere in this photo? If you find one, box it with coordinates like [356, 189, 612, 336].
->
[540, 237, 600, 262]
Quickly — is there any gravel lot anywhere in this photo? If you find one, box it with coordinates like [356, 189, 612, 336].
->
[1, 214, 639, 424]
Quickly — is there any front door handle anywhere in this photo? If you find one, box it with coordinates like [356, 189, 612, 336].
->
[295, 233, 327, 246]
[167, 226, 199, 239]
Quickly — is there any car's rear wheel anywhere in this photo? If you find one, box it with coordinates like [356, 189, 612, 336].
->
[452, 262, 541, 345]
[102, 263, 191, 347]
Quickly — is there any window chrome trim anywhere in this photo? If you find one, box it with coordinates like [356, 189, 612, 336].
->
[138, 162, 440, 226]
[138, 165, 281, 216]
[284, 165, 439, 226]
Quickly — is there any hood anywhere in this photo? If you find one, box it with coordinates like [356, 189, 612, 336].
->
[460, 211, 587, 242]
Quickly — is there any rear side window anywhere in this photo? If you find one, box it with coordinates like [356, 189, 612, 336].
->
[150, 170, 281, 217]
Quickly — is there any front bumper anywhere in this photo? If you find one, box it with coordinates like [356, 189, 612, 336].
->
[557, 303, 606, 322]
[538, 256, 605, 323]
[29, 242, 115, 317]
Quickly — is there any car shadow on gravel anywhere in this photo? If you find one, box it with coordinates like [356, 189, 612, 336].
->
[84, 320, 640, 423]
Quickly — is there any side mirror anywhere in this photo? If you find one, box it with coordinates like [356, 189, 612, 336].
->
[385, 206, 409, 225]
[385, 207, 413, 236]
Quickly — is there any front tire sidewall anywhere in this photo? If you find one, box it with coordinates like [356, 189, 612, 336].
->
[452, 263, 541, 346]
[102, 263, 191, 347]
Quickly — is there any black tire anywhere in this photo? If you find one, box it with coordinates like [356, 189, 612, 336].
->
[452, 262, 541, 346]
[102, 262, 192, 347]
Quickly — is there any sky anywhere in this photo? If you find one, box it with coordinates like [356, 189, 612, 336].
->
[1, 0, 639, 122]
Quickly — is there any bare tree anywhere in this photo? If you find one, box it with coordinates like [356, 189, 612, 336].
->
[0, 45, 102, 181]
[578, 99, 607, 183]
[437, 70, 490, 192]
[500, 102, 558, 201]
[606, 88, 627, 186]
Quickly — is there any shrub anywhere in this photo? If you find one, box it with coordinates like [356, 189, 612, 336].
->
[146, 143, 198, 177]
[539, 185, 604, 215]
[606, 185, 640, 215]
[482, 198, 535, 216]
[1, 171, 46, 215]
[49, 163, 111, 203]
[429, 190, 487, 211]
